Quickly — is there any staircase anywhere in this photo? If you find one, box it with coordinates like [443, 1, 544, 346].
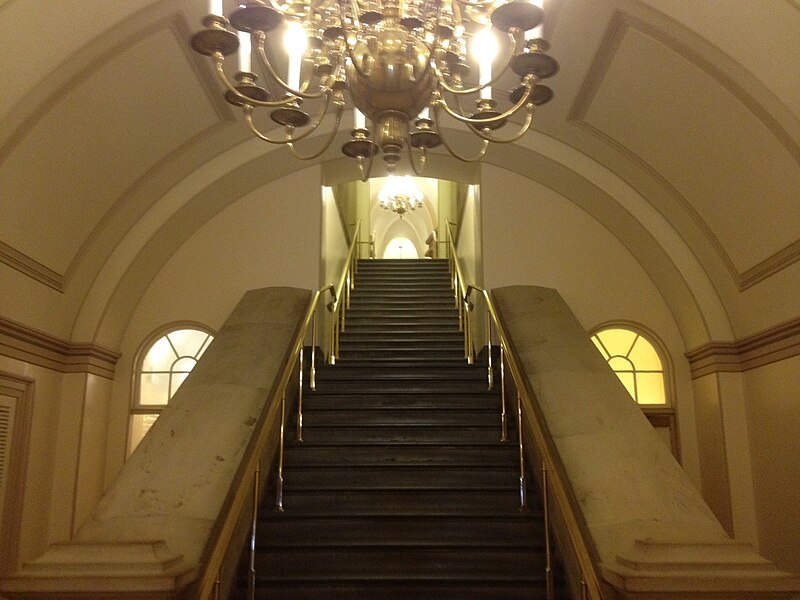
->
[239, 258, 562, 599]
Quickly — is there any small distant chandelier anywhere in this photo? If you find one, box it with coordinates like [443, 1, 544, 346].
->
[379, 175, 424, 218]
[190, 0, 558, 179]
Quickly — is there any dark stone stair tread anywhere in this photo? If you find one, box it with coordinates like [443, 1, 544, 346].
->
[277, 490, 528, 514]
[255, 548, 544, 578]
[243, 259, 555, 599]
[243, 582, 551, 600]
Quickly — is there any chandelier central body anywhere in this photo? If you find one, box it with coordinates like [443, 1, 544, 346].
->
[190, 0, 560, 179]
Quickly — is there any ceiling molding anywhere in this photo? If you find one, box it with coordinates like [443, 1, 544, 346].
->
[0, 3, 237, 292]
[0, 4, 228, 166]
[0, 316, 119, 379]
[738, 238, 800, 291]
[686, 315, 800, 378]
[0, 240, 64, 292]
[569, 6, 800, 290]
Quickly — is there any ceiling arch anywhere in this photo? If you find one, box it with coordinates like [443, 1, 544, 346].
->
[0, 0, 797, 349]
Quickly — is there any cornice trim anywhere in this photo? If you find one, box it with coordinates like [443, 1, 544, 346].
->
[686, 317, 800, 378]
[0, 317, 119, 379]
[0, 241, 64, 292]
[570, 8, 800, 291]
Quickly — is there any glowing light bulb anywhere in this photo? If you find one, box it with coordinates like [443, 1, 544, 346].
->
[284, 22, 307, 90]
[472, 28, 498, 100]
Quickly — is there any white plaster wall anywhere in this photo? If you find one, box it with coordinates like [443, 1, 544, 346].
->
[456, 185, 482, 287]
[321, 186, 349, 287]
[480, 164, 701, 488]
[104, 168, 322, 484]
[743, 356, 800, 573]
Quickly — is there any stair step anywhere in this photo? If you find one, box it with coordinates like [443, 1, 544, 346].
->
[299, 409, 498, 427]
[312, 381, 488, 394]
[294, 425, 504, 443]
[285, 466, 519, 489]
[283, 443, 515, 467]
[278, 488, 527, 515]
[259, 514, 542, 546]
[302, 391, 502, 409]
[315, 365, 487, 379]
[340, 340, 464, 350]
[254, 547, 545, 579]
[242, 581, 551, 600]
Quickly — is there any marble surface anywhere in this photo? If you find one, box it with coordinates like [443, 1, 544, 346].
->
[492, 285, 800, 596]
[1, 287, 311, 596]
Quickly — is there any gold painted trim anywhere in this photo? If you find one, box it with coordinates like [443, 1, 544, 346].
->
[0, 317, 119, 379]
[0, 241, 64, 292]
[686, 316, 800, 378]
[569, 7, 800, 290]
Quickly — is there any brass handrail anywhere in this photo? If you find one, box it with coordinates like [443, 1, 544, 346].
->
[327, 220, 363, 364]
[445, 221, 472, 363]
[446, 225, 603, 599]
[465, 284, 605, 600]
[195, 221, 365, 599]
[193, 287, 327, 600]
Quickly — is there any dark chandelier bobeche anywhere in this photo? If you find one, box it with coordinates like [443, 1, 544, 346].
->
[191, 0, 558, 179]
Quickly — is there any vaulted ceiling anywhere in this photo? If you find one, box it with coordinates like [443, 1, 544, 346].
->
[1, 0, 798, 346]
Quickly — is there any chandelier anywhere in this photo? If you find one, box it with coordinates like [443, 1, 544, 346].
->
[190, 0, 558, 179]
[378, 175, 424, 218]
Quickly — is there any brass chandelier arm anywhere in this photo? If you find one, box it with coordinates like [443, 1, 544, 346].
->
[433, 106, 490, 162]
[213, 54, 298, 108]
[432, 30, 523, 96]
[288, 102, 346, 159]
[470, 104, 535, 143]
[242, 91, 334, 144]
[253, 34, 336, 100]
[438, 76, 536, 125]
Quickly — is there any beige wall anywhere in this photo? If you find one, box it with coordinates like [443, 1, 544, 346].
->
[743, 356, 800, 573]
[0, 358, 69, 568]
[479, 164, 702, 490]
[104, 168, 323, 485]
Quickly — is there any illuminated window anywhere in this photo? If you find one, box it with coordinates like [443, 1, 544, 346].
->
[591, 327, 666, 405]
[129, 325, 214, 454]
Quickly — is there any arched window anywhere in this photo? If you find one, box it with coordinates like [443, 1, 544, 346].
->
[590, 324, 680, 458]
[129, 324, 214, 454]
[591, 327, 667, 405]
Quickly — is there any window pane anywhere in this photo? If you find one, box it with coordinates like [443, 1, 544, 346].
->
[139, 372, 170, 406]
[129, 413, 160, 454]
[636, 373, 666, 405]
[608, 356, 634, 372]
[172, 356, 198, 373]
[170, 371, 191, 398]
[628, 336, 663, 371]
[168, 330, 211, 359]
[141, 336, 176, 371]
[596, 328, 637, 357]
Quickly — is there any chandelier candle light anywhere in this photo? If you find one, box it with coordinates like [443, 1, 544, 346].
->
[191, 0, 558, 179]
